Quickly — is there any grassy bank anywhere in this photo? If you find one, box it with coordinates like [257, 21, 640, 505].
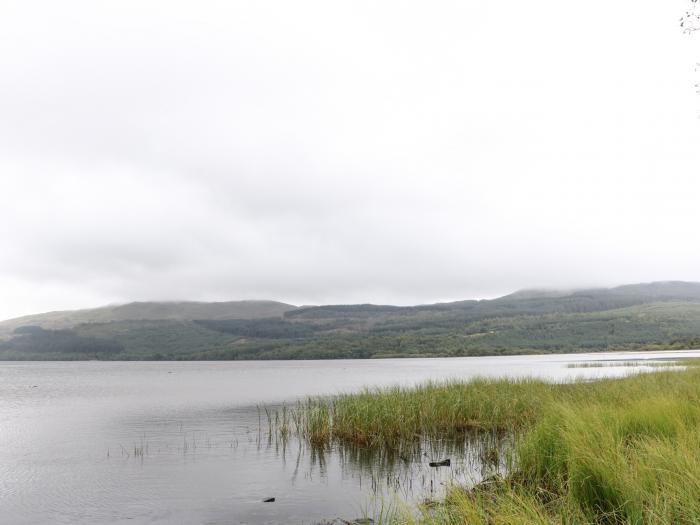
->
[285, 361, 699, 447]
[289, 378, 559, 446]
[282, 362, 700, 523]
[408, 376, 700, 524]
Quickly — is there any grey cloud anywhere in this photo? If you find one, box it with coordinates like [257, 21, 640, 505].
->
[0, 0, 699, 320]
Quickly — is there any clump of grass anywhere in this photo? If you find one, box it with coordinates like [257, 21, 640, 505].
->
[283, 377, 562, 447]
[276, 364, 700, 448]
[511, 395, 700, 524]
[273, 364, 700, 523]
[373, 367, 700, 524]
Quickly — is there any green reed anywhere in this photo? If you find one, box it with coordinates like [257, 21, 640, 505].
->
[377, 366, 700, 524]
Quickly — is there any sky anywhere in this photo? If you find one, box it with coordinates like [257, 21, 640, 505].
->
[1, 0, 699, 320]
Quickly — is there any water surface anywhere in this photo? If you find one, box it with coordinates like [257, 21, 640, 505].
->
[3, 350, 699, 524]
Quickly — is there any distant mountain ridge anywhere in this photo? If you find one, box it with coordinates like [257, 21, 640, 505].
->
[499, 281, 700, 302]
[3, 281, 700, 360]
[287, 281, 700, 319]
[0, 300, 297, 335]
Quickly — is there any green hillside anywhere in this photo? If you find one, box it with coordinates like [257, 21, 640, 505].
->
[2, 282, 700, 360]
[0, 300, 296, 336]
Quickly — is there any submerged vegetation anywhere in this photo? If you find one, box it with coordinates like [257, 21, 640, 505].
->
[273, 364, 700, 524]
[565, 359, 686, 368]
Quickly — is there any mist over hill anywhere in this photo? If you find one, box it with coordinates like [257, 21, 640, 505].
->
[0, 300, 296, 334]
[3, 282, 700, 360]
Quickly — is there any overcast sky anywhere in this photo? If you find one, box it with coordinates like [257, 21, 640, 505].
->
[1, 1, 699, 320]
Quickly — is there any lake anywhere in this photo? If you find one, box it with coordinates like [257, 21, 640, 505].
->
[3, 350, 700, 524]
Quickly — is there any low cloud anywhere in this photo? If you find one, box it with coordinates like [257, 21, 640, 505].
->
[1, 0, 699, 319]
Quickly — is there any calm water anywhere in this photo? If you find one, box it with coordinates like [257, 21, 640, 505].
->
[3, 350, 700, 525]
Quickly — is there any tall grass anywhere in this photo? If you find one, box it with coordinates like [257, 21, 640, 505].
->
[375, 367, 700, 524]
[282, 378, 562, 447]
[277, 362, 700, 524]
[276, 359, 700, 449]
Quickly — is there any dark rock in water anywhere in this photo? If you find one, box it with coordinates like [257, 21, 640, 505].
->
[429, 458, 451, 467]
[262, 497, 275, 503]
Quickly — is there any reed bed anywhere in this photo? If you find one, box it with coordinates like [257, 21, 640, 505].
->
[265, 359, 700, 523]
[377, 366, 700, 524]
[293, 378, 558, 447]
[272, 364, 696, 448]
[263, 379, 531, 447]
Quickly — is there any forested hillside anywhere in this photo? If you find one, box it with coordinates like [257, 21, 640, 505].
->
[2, 282, 700, 360]
[0, 300, 296, 335]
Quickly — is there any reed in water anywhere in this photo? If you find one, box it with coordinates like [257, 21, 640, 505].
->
[269, 360, 700, 524]
[272, 359, 699, 448]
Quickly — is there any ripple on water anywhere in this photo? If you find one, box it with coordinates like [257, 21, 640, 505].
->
[3, 352, 700, 523]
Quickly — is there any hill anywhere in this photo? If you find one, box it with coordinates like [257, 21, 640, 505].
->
[2, 282, 700, 360]
[0, 300, 296, 336]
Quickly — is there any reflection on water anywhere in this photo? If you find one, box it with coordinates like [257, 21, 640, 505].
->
[94, 405, 511, 523]
[2, 350, 700, 524]
[324, 433, 511, 502]
[258, 423, 511, 504]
